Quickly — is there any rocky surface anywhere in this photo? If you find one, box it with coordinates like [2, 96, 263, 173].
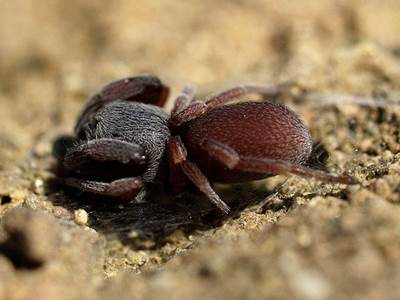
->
[0, 1, 399, 299]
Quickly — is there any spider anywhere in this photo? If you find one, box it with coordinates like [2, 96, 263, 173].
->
[57, 75, 356, 214]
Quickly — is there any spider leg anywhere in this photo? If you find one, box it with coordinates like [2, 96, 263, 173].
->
[75, 75, 170, 134]
[200, 139, 357, 184]
[200, 138, 240, 168]
[168, 136, 230, 214]
[235, 157, 357, 184]
[171, 85, 197, 116]
[63, 138, 146, 171]
[167, 138, 188, 194]
[169, 81, 293, 127]
[63, 177, 143, 199]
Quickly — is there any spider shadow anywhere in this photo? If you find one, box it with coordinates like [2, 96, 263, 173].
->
[48, 136, 289, 249]
[46, 177, 273, 249]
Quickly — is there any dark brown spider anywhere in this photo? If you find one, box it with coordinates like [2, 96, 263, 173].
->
[57, 75, 356, 214]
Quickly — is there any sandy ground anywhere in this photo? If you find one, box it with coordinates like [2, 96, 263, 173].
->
[0, 0, 399, 299]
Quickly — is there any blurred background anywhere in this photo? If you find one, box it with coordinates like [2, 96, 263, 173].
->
[0, 1, 400, 299]
[1, 0, 400, 164]
[0, 0, 399, 160]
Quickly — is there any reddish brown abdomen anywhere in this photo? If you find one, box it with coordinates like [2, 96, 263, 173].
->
[184, 102, 313, 183]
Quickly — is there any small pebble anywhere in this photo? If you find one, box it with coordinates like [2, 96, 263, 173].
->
[74, 209, 89, 226]
[127, 230, 140, 239]
[34, 179, 44, 194]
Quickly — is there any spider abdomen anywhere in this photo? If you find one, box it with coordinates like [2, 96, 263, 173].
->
[184, 101, 313, 182]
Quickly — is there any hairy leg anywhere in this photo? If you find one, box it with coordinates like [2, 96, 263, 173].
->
[167, 138, 188, 194]
[63, 139, 146, 171]
[76, 76, 170, 134]
[169, 81, 293, 127]
[235, 157, 357, 184]
[200, 138, 357, 184]
[168, 136, 230, 214]
[63, 177, 144, 199]
[171, 85, 197, 116]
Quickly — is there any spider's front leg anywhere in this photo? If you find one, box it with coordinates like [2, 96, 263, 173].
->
[76, 75, 170, 135]
[62, 138, 147, 200]
[63, 177, 143, 199]
[169, 81, 293, 128]
[63, 139, 146, 171]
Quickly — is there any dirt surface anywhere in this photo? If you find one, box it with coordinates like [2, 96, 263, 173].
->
[0, 1, 400, 299]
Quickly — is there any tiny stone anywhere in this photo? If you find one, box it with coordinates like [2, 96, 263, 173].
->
[34, 179, 44, 194]
[127, 230, 140, 239]
[74, 209, 89, 226]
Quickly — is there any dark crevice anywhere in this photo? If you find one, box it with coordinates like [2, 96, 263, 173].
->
[0, 240, 44, 270]
[0, 195, 12, 205]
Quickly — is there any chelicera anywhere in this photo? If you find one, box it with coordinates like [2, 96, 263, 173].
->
[58, 75, 356, 214]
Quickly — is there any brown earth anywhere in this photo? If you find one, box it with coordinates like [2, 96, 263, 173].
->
[0, 1, 399, 299]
